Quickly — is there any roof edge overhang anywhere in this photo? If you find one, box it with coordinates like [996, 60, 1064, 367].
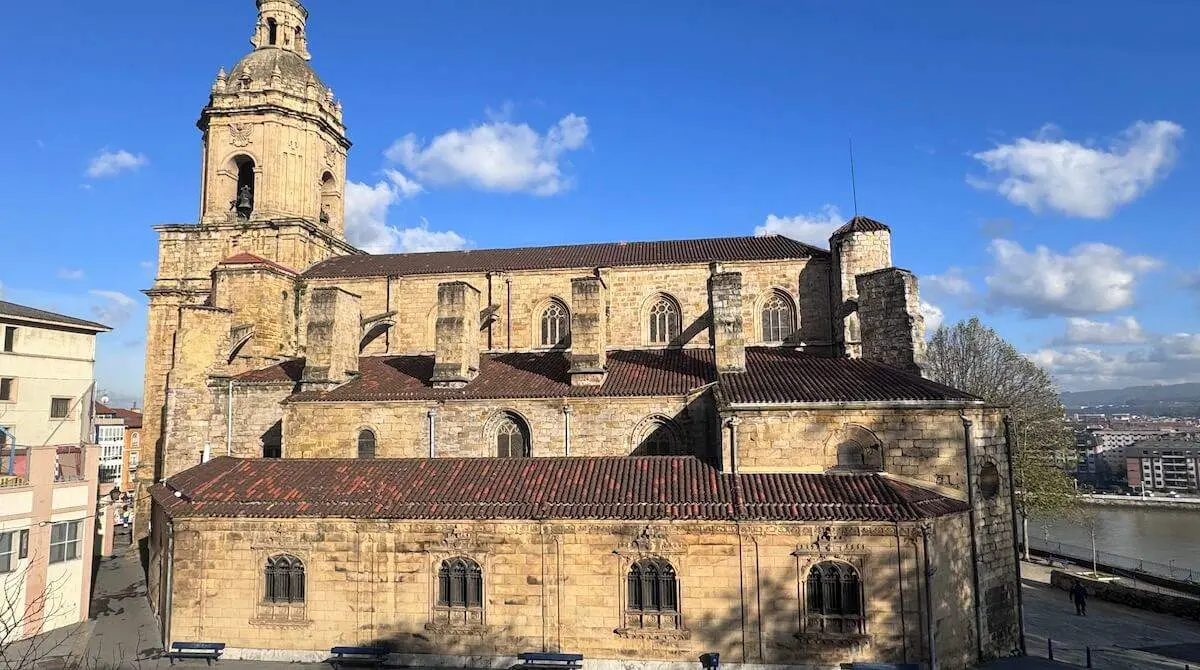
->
[0, 314, 111, 334]
[726, 399, 985, 411]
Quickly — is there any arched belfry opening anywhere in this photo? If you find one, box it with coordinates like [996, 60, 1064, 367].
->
[267, 18, 279, 46]
[231, 155, 256, 218]
[320, 172, 337, 226]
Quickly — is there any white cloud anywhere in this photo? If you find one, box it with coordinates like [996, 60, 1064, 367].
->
[344, 176, 466, 255]
[1030, 333, 1200, 391]
[923, 267, 974, 299]
[385, 113, 589, 196]
[919, 300, 944, 333]
[985, 239, 1161, 316]
[1056, 316, 1146, 345]
[57, 268, 84, 281]
[754, 205, 844, 246]
[89, 290, 138, 326]
[87, 149, 149, 178]
[969, 121, 1183, 218]
[140, 260, 155, 271]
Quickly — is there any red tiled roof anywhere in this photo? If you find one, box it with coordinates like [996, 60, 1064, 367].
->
[831, 215, 890, 237]
[719, 348, 978, 404]
[218, 252, 298, 276]
[302, 235, 828, 279]
[152, 456, 968, 522]
[94, 403, 144, 428]
[246, 347, 977, 404]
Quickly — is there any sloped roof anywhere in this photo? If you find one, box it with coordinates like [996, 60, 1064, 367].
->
[238, 347, 977, 405]
[302, 235, 828, 279]
[94, 403, 143, 429]
[831, 216, 890, 237]
[152, 456, 968, 522]
[0, 300, 110, 332]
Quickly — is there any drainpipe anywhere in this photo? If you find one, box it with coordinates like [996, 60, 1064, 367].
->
[164, 521, 175, 644]
[562, 405, 572, 456]
[921, 523, 937, 670]
[961, 415, 984, 662]
[1003, 414, 1027, 655]
[226, 380, 234, 457]
[505, 276, 513, 350]
[427, 407, 438, 458]
[486, 273, 494, 350]
[725, 416, 742, 473]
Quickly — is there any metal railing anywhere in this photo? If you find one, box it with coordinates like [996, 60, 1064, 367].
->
[1038, 638, 1200, 669]
[1029, 536, 1199, 583]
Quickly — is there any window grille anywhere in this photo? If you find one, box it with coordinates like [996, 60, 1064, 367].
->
[264, 554, 305, 604]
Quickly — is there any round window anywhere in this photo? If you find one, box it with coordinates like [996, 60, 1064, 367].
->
[979, 462, 1001, 499]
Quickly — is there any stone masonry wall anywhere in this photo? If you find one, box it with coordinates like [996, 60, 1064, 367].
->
[855, 268, 925, 374]
[156, 515, 953, 668]
[832, 230, 891, 357]
[282, 396, 713, 460]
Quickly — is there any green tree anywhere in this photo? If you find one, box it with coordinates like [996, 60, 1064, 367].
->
[925, 317, 1076, 558]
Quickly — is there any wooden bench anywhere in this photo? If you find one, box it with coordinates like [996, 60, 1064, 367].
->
[328, 646, 389, 668]
[516, 652, 584, 670]
[166, 641, 225, 665]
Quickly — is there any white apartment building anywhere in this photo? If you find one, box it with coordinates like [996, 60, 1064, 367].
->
[1127, 440, 1200, 493]
[95, 417, 124, 484]
[1, 300, 108, 643]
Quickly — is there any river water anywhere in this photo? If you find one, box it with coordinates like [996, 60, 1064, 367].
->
[1031, 504, 1200, 575]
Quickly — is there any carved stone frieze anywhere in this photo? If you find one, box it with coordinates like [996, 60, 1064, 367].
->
[229, 123, 252, 148]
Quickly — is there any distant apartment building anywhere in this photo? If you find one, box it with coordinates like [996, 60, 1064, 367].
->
[94, 403, 142, 492]
[1089, 428, 1176, 482]
[0, 300, 109, 642]
[1127, 440, 1200, 493]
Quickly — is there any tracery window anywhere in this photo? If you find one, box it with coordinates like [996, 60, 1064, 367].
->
[437, 557, 483, 609]
[539, 300, 570, 348]
[761, 291, 796, 342]
[264, 554, 305, 604]
[357, 429, 376, 459]
[625, 557, 681, 630]
[496, 414, 530, 458]
[805, 561, 863, 634]
[648, 295, 681, 345]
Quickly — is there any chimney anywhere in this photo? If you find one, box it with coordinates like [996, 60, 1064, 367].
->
[431, 281, 481, 388]
[709, 271, 746, 373]
[569, 276, 607, 386]
[302, 287, 361, 387]
[855, 268, 925, 375]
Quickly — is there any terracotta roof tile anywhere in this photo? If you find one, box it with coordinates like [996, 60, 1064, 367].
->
[252, 347, 976, 404]
[302, 235, 828, 279]
[152, 456, 968, 522]
[831, 216, 891, 237]
[94, 403, 143, 428]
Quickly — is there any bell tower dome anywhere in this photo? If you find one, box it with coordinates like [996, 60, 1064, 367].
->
[197, 0, 350, 237]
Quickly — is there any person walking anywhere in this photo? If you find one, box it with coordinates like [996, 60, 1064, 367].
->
[1069, 578, 1088, 616]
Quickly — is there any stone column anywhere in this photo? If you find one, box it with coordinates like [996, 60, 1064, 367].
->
[568, 277, 607, 386]
[709, 271, 746, 373]
[855, 267, 926, 374]
[301, 286, 361, 388]
[431, 282, 481, 388]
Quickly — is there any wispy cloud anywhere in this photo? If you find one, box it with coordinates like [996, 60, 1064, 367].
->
[57, 268, 85, 281]
[87, 149, 149, 178]
[969, 121, 1183, 218]
[1054, 316, 1146, 345]
[753, 205, 844, 246]
[344, 175, 465, 254]
[89, 290, 138, 327]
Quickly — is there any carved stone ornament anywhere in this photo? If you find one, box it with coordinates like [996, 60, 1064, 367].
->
[627, 525, 685, 555]
[813, 526, 834, 557]
[229, 123, 252, 148]
[287, 138, 302, 153]
[440, 526, 482, 553]
[324, 142, 336, 167]
[793, 631, 871, 648]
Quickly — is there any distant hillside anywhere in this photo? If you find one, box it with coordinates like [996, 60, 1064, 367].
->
[1061, 382, 1200, 416]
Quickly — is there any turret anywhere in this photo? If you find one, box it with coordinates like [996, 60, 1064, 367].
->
[829, 216, 892, 358]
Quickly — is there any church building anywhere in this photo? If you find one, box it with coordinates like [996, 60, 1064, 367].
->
[139, 2, 1022, 668]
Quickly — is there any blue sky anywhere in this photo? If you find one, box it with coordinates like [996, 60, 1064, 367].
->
[1, 0, 1198, 403]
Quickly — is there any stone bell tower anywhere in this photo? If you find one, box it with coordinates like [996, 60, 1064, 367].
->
[199, 0, 350, 235]
[136, 0, 359, 537]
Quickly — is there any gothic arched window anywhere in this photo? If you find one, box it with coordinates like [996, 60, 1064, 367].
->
[264, 554, 305, 604]
[357, 429, 376, 459]
[496, 414, 530, 458]
[633, 418, 682, 456]
[539, 300, 570, 348]
[647, 295, 681, 345]
[761, 291, 796, 342]
[627, 558, 678, 613]
[437, 557, 483, 609]
[805, 561, 863, 634]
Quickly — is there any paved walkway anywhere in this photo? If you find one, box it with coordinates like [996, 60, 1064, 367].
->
[1021, 561, 1200, 669]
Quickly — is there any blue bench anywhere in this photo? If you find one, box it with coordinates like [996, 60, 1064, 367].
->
[517, 652, 584, 670]
[166, 641, 225, 665]
[328, 646, 389, 668]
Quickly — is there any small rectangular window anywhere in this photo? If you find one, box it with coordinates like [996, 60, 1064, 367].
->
[2, 327, 14, 352]
[19, 529, 28, 559]
[0, 532, 13, 574]
[49, 521, 82, 563]
[0, 378, 13, 401]
[50, 397, 71, 420]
